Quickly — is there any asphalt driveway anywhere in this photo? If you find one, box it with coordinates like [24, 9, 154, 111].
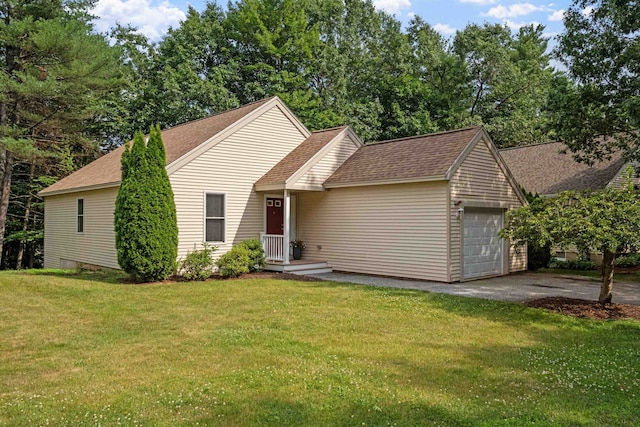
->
[309, 271, 640, 305]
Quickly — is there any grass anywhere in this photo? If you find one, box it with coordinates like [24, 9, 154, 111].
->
[1, 269, 639, 426]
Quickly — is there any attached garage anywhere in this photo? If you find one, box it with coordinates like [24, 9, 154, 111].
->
[462, 208, 505, 280]
[280, 126, 528, 282]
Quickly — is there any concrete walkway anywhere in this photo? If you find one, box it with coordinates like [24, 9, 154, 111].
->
[308, 271, 640, 305]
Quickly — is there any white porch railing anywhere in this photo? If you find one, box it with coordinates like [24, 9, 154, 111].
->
[260, 232, 285, 262]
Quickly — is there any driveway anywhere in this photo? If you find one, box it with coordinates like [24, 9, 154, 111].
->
[309, 271, 640, 306]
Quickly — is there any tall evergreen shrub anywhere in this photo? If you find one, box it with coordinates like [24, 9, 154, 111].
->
[114, 125, 178, 282]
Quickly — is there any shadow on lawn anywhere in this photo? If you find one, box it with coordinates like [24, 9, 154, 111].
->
[193, 396, 562, 426]
[23, 268, 128, 285]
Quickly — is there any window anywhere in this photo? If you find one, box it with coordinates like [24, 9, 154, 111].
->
[77, 199, 84, 233]
[205, 193, 225, 242]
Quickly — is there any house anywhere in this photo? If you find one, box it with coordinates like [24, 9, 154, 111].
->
[500, 141, 637, 263]
[40, 97, 527, 282]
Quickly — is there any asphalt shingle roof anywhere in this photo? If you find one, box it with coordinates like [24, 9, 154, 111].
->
[499, 142, 626, 195]
[40, 97, 275, 195]
[324, 126, 482, 186]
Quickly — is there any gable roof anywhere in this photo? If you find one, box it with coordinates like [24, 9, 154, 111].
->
[324, 126, 483, 187]
[499, 142, 627, 195]
[255, 126, 348, 188]
[40, 97, 305, 196]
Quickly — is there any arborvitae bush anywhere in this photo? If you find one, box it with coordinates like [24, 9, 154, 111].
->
[114, 125, 178, 282]
[216, 245, 251, 278]
[180, 244, 217, 281]
[237, 238, 265, 272]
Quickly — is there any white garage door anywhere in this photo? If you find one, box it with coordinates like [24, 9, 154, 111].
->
[463, 208, 504, 280]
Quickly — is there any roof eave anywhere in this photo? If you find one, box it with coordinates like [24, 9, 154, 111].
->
[39, 181, 121, 197]
[254, 182, 286, 192]
[323, 175, 445, 189]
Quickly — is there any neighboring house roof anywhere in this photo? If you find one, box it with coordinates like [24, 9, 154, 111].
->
[255, 126, 348, 187]
[40, 96, 305, 196]
[499, 142, 627, 195]
[324, 126, 483, 187]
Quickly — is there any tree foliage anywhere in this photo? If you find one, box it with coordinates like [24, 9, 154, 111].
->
[0, 0, 123, 268]
[453, 23, 553, 147]
[501, 174, 640, 303]
[554, 0, 640, 163]
[113, 0, 556, 145]
[114, 126, 178, 282]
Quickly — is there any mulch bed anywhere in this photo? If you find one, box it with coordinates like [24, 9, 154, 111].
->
[526, 297, 640, 321]
[118, 271, 324, 285]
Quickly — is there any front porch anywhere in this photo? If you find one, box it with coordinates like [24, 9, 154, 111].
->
[258, 189, 332, 275]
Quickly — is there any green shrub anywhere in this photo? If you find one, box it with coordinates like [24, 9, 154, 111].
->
[114, 126, 178, 282]
[216, 245, 251, 278]
[180, 244, 217, 281]
[237, 238, 265, 272]
[527, 242, 552, 271]
[549, 259, 597, 271]
[615, 253, 640, 267]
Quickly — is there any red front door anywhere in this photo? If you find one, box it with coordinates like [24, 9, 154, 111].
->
[266, 198, 284, 235]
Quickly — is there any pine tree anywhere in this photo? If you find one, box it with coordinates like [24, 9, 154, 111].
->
[114, 126, 178, 282]
[0, 0, 123, 267]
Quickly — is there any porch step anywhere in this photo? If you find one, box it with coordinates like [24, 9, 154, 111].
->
[265, 260, 333, 275]
[291, 267, 333, 275]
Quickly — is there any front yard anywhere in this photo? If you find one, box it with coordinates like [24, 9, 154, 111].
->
[1, 270, 639, 426]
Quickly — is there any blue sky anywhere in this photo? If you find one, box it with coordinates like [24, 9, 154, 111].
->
[92, 0, 573, 42]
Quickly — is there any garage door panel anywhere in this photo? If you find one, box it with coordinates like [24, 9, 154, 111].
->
[463, 209, 504, 279]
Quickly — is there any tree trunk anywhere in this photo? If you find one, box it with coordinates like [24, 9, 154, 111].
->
[0, 150, 14, 263]
[599, 249, 615, 304]
[28, 211, 36, 269]
[16, 159, 35, 269]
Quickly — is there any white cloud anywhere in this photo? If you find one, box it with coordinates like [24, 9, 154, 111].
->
[582, 5, 594, 16]
[484, 3, 543, 19]
[407, 11, 416, 19]
[434, 23, 457, 35]
[373, 0, 412, 14]
[548, 9, 564, 21]
[92, 0, 186, 40]
[504, 19, 540, 30]
[459, 0, 496, 4]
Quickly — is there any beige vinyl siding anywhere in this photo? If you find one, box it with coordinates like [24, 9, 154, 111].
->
[43, 187, 119, 269]
[293, 134, 359, 187]
[170, 105, 306, 259]
[449, 139, 526, 281]
[297, 181, 450, 281]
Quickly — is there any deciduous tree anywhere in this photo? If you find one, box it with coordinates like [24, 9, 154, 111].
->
[554, 0, 640, 163]
[501, 173, 640, 303]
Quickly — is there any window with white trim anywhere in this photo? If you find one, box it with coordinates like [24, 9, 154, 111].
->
[205, 193, 225, 242]
[77, 198, 84, 233]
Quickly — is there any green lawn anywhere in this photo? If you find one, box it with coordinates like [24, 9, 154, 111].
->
[1, 270, 639, 426]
